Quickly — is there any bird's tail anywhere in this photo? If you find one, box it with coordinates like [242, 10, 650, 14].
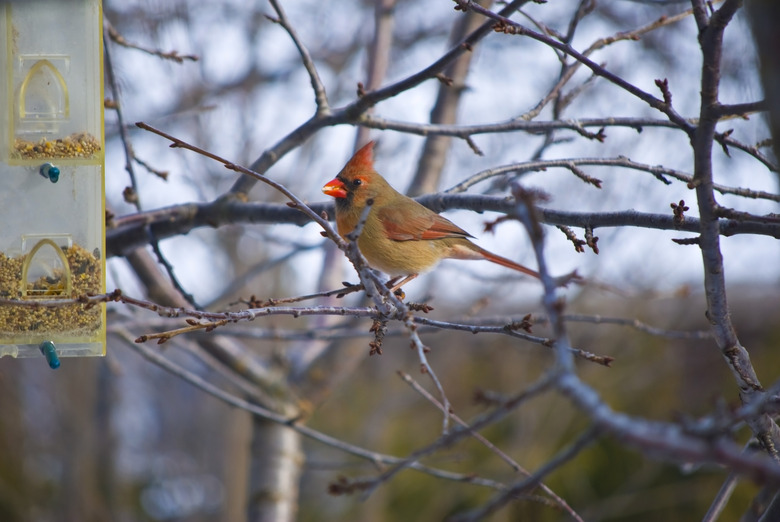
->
[475, 246, 540, 279]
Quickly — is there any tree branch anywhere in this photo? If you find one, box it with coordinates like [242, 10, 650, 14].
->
[105, 192, 780, 257]
[692, 0, 780, 458]
[228, 0, 533, 196]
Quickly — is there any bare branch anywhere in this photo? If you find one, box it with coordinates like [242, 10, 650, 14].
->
[354, 373, 558, 500]
[105, 190, 780, 258]
[104, 18, 198, 63]
[509, 184, 780, 497]
[362, 114, 677, 142]
[406, 0, 491, 196]
[104, 27, 198, 307]
[267, 0, 330, 114]
[691, 0, 780, 458]
[412, 316, 614, 366]
[112, 327, 509, 490]
[703, 472, 739, 522]
[451, 426, 599, 522]
[459, 0, 696, 134]
[399, 371, 585, 522]
[228, 0, 533, 196]
[354, 0, 397, 147]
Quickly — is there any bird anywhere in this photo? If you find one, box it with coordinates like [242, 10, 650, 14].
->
[322, 141, 540, 292]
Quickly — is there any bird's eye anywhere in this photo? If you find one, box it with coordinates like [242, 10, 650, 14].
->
[352, 179, 362, 186]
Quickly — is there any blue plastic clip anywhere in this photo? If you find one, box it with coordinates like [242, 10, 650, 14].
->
[39, 340, 61, 369]
[39, 163, 60, 183]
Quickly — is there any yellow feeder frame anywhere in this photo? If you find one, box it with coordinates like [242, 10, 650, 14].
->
[0, 0, 105, 362]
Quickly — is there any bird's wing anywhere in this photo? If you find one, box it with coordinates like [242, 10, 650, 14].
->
[378, 205, 474, 241]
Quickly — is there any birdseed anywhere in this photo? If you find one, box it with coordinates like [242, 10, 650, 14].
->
[0, 243, 102, 338]
[12, 132, 102, 160]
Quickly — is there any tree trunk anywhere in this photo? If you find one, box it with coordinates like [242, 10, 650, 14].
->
[247, 417, 303, 522]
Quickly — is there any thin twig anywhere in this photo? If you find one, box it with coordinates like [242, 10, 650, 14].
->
[407, 322, 452, 434]
[354, 0, 397, 147]
[357, 372, 558, 500]
[363, 115, 678, 143]
[266, 0, 329, 114]
[692, 0, 780, 458]
[228, 0, 531, 196]
[112, 327, 508, 490]
[412, 316, 614, 366]
[508, 178, 780, 497]
[105, 19, 198, 63]
[460, 0, 696, 135]
[104, 192, 780, 258]
[451, 426, 599, 522]
[398, 371, 585, 522]
[104, 29, 198, 307]
[702, 472, 739, 522]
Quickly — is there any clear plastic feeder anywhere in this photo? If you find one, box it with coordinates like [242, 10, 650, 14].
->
[0, 0, 105, 360]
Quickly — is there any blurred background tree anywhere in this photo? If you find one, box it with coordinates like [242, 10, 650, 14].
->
[1, 0, 779, 521]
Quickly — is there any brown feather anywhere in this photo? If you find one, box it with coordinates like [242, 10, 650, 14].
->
[378, 206, 473, 241]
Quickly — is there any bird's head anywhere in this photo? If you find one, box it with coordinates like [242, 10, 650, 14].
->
[322, 141, 391, 209]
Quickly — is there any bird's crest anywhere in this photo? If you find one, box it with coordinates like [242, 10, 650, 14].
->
[344, 141, 375, 174]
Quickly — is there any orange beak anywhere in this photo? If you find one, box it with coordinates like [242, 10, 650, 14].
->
[322, 178, 347, 199]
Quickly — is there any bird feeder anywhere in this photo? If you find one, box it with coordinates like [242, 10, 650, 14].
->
[0, 0, 105, 364]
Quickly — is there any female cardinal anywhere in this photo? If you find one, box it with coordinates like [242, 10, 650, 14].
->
[322, 141, 540, 290]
